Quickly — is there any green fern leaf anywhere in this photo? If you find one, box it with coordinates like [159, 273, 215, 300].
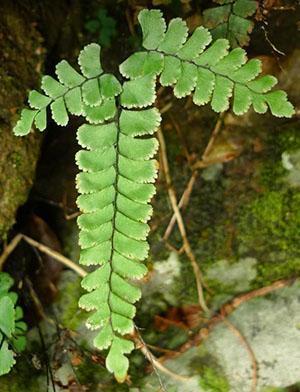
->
[120, 75, 156, 108]
[77, 61, 160, 381]
[78, 43, 103, 78]
[119, 52, 164, 79]
[0, 297, 15, 338]
[82, 99, 116, 123]
[138, 9, 166, 50]
[0, 272, 27, 376]
[50, 97, 69, 126]
[56, 60, 85, 88]
[136, 9, 294, 117]
[12, 14, 294, 382]
[41, 75, 68, 98]
[203, 0, 257, 47]
[13, 108, 38, 136]
[0, 341, 15, 377]
[177, 26, 212, 60]
[157, 18, 188, 54]
[65, 87, 83, 115]
[13, 43, 115, 135]
[34, 108, 47, 131]
[99, 74, 122, 98]
[82, 78, 102, 106]
[28, 90, 52, 109]
[0, 273, 14, 296]
[106, 337, 134, 382]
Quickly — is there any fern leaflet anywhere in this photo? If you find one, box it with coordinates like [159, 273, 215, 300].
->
[120, 9, 294, 117]
[0, 272, 27, 376]
[203, 0, 258, 47]
[14, 44, 121, 135]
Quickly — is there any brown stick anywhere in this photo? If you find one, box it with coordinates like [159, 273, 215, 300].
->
[159, 278, 295, 362]
[157, 127, 209, 313]
[164, 113, 226, 240]
[0, 233, 23, 270]
[163, 172, 197, 241]
[0, 234, 87, 277]
[222, 317, 258, 392]
[134, 331, 191, 384]
[192, 113, 226, 170]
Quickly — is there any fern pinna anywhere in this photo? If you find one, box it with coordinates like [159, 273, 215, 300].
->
[13, 8, 293, 382]
[203, 0, 258, 47]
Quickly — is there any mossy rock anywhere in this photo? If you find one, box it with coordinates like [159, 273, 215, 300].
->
[150, 105, 300, 306]
[0, 2, 44, 240]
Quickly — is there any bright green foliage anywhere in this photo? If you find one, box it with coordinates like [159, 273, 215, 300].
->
[0, 272, 27, 376]
[132, 9, 294, 117]
[203, 0, 258, 47]
[76, 87, 160, 381]
[12, 7, 294, 384]
[13, 43, 121, 135]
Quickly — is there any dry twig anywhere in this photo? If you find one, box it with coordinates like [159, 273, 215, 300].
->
[192, 113, 225, 170]
[222, 317, 258, 392]
[163, 113, 226, 241]
[157, 127, 209, 313]
[159, 278, 295, 361]
[0, 234, 87, 277]
[163, 172, 197, 242]
[134, 331, 191, 385]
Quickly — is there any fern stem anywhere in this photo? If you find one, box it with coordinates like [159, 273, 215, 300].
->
[106, 98, 122, 332]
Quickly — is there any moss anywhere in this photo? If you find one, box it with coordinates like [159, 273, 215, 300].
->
[55, 272, 86, 330]
[0, 2, 44, 240]
[199, 367, 230, 392]
[260, 126, 300, 189]
[148, 125, 300, 311]
[237, 126, 300, 281]
[238, 191, 291, 252]
[0, 360, 43, 392]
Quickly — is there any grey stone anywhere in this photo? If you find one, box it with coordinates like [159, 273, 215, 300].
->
[142, 281, 300, 391]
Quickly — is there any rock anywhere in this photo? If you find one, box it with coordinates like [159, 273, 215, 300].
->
[281, 149, 300, 187]
[202, 281, 300, 391]
[142, 281, 300, 391]
[142, 252, 182, 307]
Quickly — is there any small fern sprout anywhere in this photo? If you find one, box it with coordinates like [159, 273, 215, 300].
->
[12, 8, 294, 382]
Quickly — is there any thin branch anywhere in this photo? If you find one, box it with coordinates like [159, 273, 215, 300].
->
[222, 317, 258, 392]
[261, 24, 286, 56]
[164, 113, 225, 241]
[157, 127, 209, 313]
[22, 235, 87, 277]
[134, 331, 190, 385]
[192, 113, 226, 170]
[0, 233, 23, 270]
[159, 278, 295, 362]
[163, 172, 197, 241]
[0, 233, 87, 277]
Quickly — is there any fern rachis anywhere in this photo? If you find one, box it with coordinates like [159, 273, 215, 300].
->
[12, 8, 294, 382]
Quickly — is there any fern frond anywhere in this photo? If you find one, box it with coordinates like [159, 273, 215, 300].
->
[12, 11, 294, 383]
[127, 9, 294, 118]
[203, 0, 258, 47]
[76, 74, 160, 382]
[13, 44, 121, 135]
